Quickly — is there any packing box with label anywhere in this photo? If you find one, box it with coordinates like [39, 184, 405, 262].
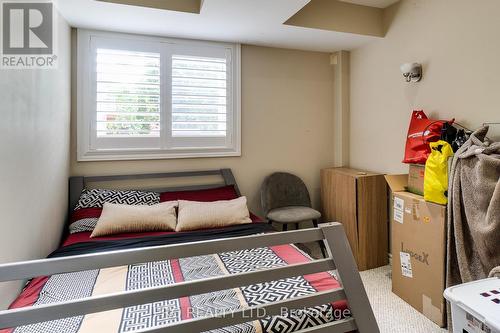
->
[408, 164, 425, 195]
[385, 175, 447, 327]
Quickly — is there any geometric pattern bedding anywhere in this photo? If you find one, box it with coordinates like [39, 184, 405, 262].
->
[74, 189, 160, 210]
[68, 218, 98, 234]
[69, 189, 161, 233]
[13, 270, 100, 333]
[6, 246, 344, 333]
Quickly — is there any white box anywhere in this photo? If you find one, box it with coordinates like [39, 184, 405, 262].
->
[444, 278, 500, 333]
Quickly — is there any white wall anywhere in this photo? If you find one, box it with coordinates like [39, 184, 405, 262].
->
[0, 13, 71, 308]
[71, 45, 336, 214]
[350, 0, 500, 174]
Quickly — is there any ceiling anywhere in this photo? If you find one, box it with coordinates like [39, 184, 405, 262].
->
[54, 0, 398, 52]
[340, 0, 399, 8]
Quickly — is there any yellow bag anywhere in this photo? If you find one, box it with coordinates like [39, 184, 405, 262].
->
[424, 140, 454, 204]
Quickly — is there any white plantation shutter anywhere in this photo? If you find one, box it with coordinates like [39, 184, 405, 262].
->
[171, 55, 227, 137]
[77, 30, 240, 161]
[96, 49, 161, 138]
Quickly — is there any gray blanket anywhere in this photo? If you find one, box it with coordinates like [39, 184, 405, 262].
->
[446, 126, 500, 288]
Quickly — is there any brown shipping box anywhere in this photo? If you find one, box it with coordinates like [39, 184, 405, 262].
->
[408, 164, 425, 195]
[385, 175, 447, 327]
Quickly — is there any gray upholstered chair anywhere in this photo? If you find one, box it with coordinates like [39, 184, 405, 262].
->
[260, 172, 326, 257]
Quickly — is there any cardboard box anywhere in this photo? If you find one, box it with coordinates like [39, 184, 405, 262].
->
[385, 175, 447, 327]
[386, 174, 408, 255]
[408, 164, 425, 195]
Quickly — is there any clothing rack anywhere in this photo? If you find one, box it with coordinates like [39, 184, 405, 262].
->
[452, 122, 498, 143]
[453, 122, 500, 132]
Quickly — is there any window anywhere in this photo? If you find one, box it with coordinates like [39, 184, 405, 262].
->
[77, 30, 241, 161]
[96, 49, 161, 140]
[171, 55, 227, 137]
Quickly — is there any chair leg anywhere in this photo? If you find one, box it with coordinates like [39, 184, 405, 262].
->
[313, 219, 327, 258]
[268, 220, 280, 232]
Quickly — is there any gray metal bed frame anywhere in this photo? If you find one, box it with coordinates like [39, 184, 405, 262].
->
[0, 169, 379, 333]
[69, 168, 241, 214]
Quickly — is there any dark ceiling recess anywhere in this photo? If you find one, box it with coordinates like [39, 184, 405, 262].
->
[96, 0, 202, 14]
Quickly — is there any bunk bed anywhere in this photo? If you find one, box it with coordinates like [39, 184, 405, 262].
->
[0, 169, 379, 333]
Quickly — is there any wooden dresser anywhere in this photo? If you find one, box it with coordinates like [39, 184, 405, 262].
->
[321, 167, 388, 271]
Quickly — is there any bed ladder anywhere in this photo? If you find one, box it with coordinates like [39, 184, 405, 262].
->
[0, 223, 379, 333]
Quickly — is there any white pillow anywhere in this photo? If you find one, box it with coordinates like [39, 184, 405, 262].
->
[90, 201, 178, 238]
[176, 197, 252, 232]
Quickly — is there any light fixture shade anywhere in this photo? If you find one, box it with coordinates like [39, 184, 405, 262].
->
[400, 63, 416, 73]
[400, 62, 422, 82]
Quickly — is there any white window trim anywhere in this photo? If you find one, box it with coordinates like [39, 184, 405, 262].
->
[77, 29, 241, 161]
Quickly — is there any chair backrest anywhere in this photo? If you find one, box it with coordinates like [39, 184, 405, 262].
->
[260, 172, 312, 215]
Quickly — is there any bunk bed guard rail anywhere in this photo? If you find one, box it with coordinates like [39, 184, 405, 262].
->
[0, 223, 379, 333]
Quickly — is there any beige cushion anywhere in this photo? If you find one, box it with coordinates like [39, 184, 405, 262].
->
[90, 201, 178, 238]
[176, 197, 252, 232]
[266, 206, 321, 223]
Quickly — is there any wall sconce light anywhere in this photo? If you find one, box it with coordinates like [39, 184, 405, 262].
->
[400, 62, 422, 82]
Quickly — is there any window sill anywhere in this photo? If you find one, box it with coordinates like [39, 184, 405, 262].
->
[77, 149, 241, 162]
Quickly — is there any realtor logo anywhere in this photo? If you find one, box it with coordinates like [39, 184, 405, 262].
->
[1, 1, 57, 69]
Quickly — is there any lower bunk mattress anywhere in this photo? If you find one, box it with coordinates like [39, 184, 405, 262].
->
[3, 225, 347, 333]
